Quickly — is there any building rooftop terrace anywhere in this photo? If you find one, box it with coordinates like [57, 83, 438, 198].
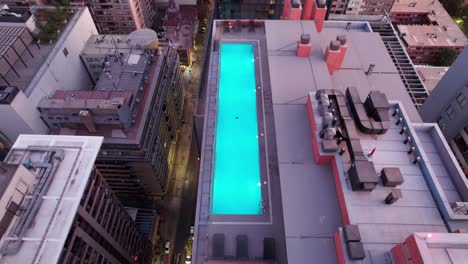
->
[415, 66, 447, 93]
[391, 0, 467, 48]
[51, 48, 167, 145]
[308, 88, 468, 261]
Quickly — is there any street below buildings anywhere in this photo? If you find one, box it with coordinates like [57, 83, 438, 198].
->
[154, 1, 212, 263]
[155, 38, 205, 264]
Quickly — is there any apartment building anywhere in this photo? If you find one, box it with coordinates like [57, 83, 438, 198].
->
[217, 0, 284, 19]
[329, 0, 395, 15]
[419, 47, 468, 175]
[0, 135, 155, 263]
[38, 33, 183, 204]
[162, 5, 197, 66]
[0, 7, 97, 144]
[390, 0, 467, 65]
[67, 0, 154, 34]
[81, 34, 142, 84]
[0, 0, 45, 11]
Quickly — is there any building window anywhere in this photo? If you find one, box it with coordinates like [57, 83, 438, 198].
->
[63, 48, 69, 57]
[453, 134, 468, 163]
[456, 93, 466, 108]
[446, 105, 456, 120]
[438, 118, 447, 131]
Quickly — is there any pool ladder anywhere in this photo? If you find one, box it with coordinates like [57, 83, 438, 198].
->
[258, 199, 265, 214]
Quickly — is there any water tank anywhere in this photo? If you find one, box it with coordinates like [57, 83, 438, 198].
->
[128, 28, 159, 50]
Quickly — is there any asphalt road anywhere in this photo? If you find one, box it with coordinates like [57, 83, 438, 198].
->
[155, 2, 212, 263]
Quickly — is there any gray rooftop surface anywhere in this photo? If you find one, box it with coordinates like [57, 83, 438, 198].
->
[264, 19, 425, 263]
[264, 20, 421, 122]
[194, 19, 465, 264]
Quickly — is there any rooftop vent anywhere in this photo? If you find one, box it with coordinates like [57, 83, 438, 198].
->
[297, 34, 312, 57]
[317, 0, 326, 8]
[292, 0, 301, 8]
[301, 34, 311, 44]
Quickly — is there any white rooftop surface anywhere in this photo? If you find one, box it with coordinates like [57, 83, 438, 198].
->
[263, 20, 448, 263]
[0, 135, 103, 263]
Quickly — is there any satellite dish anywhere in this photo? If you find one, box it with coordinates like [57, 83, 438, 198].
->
[128, 28, 159, 49]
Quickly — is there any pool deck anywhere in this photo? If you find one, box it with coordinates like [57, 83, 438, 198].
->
[193, 24, 287, 263]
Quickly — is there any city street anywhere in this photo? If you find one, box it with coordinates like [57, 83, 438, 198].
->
[155, 39, 205, 264]
[154, 1, 212, 262]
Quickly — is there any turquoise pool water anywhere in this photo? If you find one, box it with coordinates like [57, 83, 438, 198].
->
[212, 43, 262, 215]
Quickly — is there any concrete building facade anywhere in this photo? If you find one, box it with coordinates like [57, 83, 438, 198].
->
[0, 135, 155, 263]
[0, 7, 98, 145]
[217, 0, 284, 19]
[329, 0, 395, 15]
[69, 0, 155, 34]
[420, 47, 468, 175]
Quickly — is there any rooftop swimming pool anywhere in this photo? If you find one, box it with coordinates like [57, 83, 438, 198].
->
[211, 43, 262, 215]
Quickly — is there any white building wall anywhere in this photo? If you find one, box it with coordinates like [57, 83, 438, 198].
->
[0, 92, 44, 142]
[26, 7, 97, 102]
[0, 7, 98, 143]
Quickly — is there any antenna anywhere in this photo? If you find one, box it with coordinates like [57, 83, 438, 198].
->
[111, 36, 124, 65]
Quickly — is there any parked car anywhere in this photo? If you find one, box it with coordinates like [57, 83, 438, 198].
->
[164, 241, 170, 254]
[185, 253, 192, 264]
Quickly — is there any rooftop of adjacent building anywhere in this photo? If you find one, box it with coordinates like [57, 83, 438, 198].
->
[163, 4, 197, 28]
[162, 5, 197, 53]
[0, 7, 89, 95]
[80, 34, 132, 56]
[49, 46, 170, 145]
[0, 6, 32, 23]
[415, 65, 448, 93]
[397, 24, 467, 47]
[0, 134, 103, 263]
[391, 0, 467, 47]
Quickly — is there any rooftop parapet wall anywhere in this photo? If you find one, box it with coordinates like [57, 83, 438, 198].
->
[393, 103, 468, 227]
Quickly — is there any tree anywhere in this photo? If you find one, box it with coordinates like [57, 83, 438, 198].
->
[434, 48, 459, 66]
[185, 238, 193, 255]
[441, 0, 468, 35]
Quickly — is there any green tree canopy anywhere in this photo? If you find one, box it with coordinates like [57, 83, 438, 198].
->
[434, 48, 459, 66]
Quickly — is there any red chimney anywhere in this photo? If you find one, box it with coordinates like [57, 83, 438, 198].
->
[283, 0, 291, 19]
[311, 0, 327, 32]
[325, 40, 341, 75]
[297, 34, 312, 57]
[336, 35, 348, 68]
[284, 0, 303, 20]
[302, 0, 314, 20]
